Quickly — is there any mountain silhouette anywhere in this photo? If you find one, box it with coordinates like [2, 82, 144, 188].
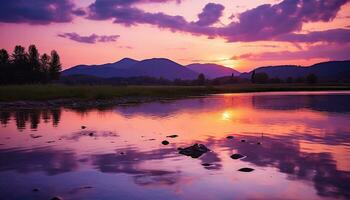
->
[187, 63, 240, 79]
[63, 58, 198, 80]
[240, 60, 350, 81]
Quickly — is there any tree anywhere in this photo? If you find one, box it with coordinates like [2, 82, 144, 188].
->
[295, 77, 305, 83]
[0, 49, 10, 84]
[28, 45, 41, 83]
[306, 73, 318, 84]
[286, 77, 293, 83]
[0, 49, 9, 64]
[254, 72, 269, 84]
[197, 73, 205, 85]
[40, 53, 51, 83]
[12, 45, 29, 84]
[251, 70, 256, 83]
[49, 50, 62, 81]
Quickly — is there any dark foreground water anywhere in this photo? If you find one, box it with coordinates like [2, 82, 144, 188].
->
[1, 91, 350, 200]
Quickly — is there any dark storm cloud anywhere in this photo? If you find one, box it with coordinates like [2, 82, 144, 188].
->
[58, 32, 120, 44]
[0, 0, 81, 24]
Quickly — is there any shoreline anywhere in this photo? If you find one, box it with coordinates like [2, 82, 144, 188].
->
[1, 84, 350, 109]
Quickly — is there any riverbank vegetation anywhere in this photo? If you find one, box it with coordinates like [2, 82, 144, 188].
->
[1, 84, 350, 101]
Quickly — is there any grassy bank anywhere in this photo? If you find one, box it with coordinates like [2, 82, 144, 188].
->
[1, 84, 350, 101]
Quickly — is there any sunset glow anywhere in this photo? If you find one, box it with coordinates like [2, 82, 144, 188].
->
[1, 0, 349, 71]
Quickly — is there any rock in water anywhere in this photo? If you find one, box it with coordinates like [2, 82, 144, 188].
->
[81, 126, 86, 129]
[201, 163, 213, 166]
[241, 139, 246, 142]
[51, 197, 64, 200]
[230, 154, 245, 159]
[162, 140, 169, 145]
[238, 167, 254, 172]
[226, 136, 234, 139]
[166, 135, 178, 138]
[178, 143, 209, 158]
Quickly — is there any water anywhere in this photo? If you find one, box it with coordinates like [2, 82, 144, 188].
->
[1, 91, 350, 200]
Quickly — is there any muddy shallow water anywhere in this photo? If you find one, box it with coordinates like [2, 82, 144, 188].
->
[1, 91, 350, 200]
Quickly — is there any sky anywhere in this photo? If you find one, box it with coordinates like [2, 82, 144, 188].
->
[0, 0, 349, 72]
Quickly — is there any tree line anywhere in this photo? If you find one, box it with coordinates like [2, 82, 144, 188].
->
[250, 70, 318, 84]
[0, 45, 62, 84]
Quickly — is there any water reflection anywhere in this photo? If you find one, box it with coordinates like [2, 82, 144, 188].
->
[0, 147, 77, 175]
[0, 109, 61, 130]
[0, 92, 350, 200]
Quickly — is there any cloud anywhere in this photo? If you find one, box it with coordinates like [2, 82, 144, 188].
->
[195, 3, 225, 26]
[86, 0, 349, 43]
[218, 0, 349, 42]
[0, 0, 81, 24]
[275, 28, 350, 43]
[58, 32, 120, 44]
[87, 1, 218, 37]
[233, 44, 350, 61]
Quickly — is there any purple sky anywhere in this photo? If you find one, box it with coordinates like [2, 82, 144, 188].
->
[0, 0, 349, 71]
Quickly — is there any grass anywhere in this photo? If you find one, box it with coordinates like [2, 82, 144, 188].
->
[1, 84, 350, 101]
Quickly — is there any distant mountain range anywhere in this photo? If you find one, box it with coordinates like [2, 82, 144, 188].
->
[187, 63, 240, 79]
[63, 58, 350, 82]
[240, 60, 350, 82]
[63, 58, 240, 80]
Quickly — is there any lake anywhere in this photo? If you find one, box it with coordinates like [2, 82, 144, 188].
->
[1, 91, 350, 200]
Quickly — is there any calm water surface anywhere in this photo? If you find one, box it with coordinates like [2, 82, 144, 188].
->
[1, 91, 350, 200]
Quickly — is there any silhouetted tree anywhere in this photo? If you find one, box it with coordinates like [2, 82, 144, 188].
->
[12, 45, 29, 84]
[254, 72, 269, 84]
[0, 49, 10, 84]
[28, 45, 41, 83]
[0, 45, 62, 85]
[49, 50, 62, 81]
[287, 77, 293, 83]
[197, 73, 206, 85]
[306, 73, 318, 84]
[251, 70, 256, 83]
[269, 77, 282, 83]
[40, 53, 50, 83]
[295, 77, 305, 83]
[0, 49, 9, 64]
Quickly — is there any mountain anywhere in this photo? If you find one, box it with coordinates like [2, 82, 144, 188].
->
[129, 58, 198, 80]
[63, 58, 198, 80]
[186, 63, 240, 79]
[240, 61, 350, 82]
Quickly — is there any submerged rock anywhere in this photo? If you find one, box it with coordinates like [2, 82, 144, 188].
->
[30, 134, 42, 139]
[241, 139, 246, 142]
[226, 136, 234, 139]
[230, 153, 245, 159]
[51, 196, 64, 200]
[81, 126, 86, 129]
[178, 143, 209, 158]
[257, 142, 261, 145]
[238, 167, 254, 172]
[162, 140, 169, 145]
[88, 132, 94, 136]
[167, 135, 178, 138]
[32, 188, 40, 192]
[201, 163, 213, 167]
